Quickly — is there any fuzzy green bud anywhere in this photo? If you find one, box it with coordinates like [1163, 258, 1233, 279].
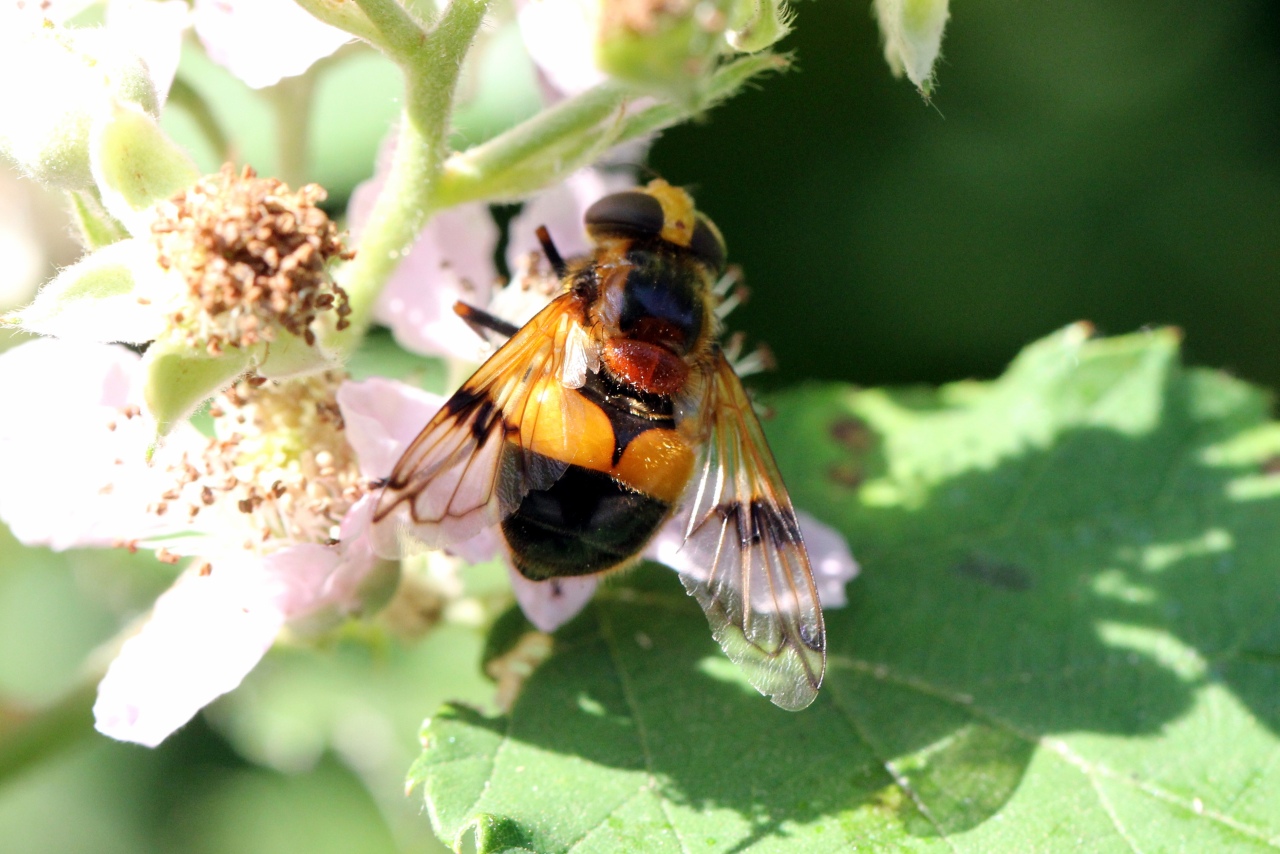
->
[0, 23, 159, 189]
[596, 0, 784, 102]
[874, 0, 951, 95]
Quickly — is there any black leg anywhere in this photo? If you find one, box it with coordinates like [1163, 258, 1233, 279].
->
[536, 225, 568, 278]
[454, 301, 520, 340]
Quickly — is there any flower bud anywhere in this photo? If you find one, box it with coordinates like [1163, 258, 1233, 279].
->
[91, 100, 200, 236]
[596, 0, 730, 101]
[874, 0, 951, 95]
[0, 23, 159, 189]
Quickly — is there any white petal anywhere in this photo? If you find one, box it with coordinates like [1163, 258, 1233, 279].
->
[192, 0, 350, 90]
[646, 508, 859, 610]
[0, 339, 193, 549]
[516, 0, 606, 98]
[450, 526, 503, 565]
[106, 0, 190, 104]
[371, 203, 500, 360]
[94, 497, 382, 748]
[507, 565, 598, 632]
[94, 557, 287, 747]
[335, 378, 444, 480]
[794, 509, 860, 609]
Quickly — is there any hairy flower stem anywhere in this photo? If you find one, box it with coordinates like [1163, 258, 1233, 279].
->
[322, 0, 490, 353]
[0, 681, 98, 790]
[266, 73, 316, 190]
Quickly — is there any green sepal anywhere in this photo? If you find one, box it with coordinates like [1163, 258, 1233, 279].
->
[596, 12, 724, 104]
[68, 189, 130, 249]
[0, 25, 158, 190]
[9, 238, 169, 344]
[726, 0, 793, 53]
[142, 335, 250, 436]
[874, 0, 951, 95]
[251, 328, 341, 381]
[90, 100, 199, 236]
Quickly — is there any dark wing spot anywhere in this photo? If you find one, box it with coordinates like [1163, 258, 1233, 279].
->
[797, 622, 824, 651]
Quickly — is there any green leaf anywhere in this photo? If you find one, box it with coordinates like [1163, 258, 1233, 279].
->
[411, 324, 1280, 851]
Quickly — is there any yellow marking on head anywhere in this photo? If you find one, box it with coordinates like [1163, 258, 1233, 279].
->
[644, 179, 697, 248]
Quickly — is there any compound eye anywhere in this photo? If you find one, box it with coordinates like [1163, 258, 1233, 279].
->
[584, 191, 665, 240]
[689, 215, 726, 273]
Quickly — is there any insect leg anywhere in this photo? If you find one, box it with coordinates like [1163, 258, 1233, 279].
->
[454, 301, 521, 341]
[536, 226, 568, 278]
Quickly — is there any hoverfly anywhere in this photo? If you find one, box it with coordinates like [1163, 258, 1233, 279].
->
[374, 180, 825, 710]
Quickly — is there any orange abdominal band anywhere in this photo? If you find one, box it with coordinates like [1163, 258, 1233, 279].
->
[512, 379, 694, 504]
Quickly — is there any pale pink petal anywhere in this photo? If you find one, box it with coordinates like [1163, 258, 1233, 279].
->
[192, 0, 350, 90]
[316, 493, 381, 611]
[506, 167, 633, 267]
[94, 495, 382, 747]
[486, 168, 637, 330]
[0, 338, 194, 549]
[645, 509, 858, 610]
[369, 202, 499, 361]
[93, 556, 288, 747]
[794, 509, 860, 608]
[105, 0, 190, 103]
[348, 133, 500, 361]
[451, 527, 503, 566]
[516, 0, 605, 98]
[507, 565, 598, 632]
[335, 377, 444, 480]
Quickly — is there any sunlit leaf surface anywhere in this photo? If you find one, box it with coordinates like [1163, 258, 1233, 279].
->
[412, 325, 1280, 852]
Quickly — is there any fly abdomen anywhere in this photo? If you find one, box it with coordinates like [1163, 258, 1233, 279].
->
[502, 460, 671, 580]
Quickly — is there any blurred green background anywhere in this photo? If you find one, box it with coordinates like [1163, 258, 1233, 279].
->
[3, 1, 1278, 852]
[655, 0, 1280, 391]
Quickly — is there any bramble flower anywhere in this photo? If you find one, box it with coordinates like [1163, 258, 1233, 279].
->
[11, 156, 354, 433]
[0, 338, 420, 746]
[150, 165, 353, 356]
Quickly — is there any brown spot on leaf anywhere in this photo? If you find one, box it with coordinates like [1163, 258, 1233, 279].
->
[954, 555, 1032, 591]
[830, 416, 874, 452]
[827, 462, 863, 489]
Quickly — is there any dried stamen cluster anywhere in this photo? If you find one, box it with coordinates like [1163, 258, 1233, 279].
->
[151, 165, 353, 355]
[147, 372, 365, 553]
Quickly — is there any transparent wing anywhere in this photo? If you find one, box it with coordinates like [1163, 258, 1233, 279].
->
[373, 294, 592, 551]
[671, 349, 826, 710]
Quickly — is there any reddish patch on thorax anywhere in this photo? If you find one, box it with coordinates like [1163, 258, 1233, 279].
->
[602, 339, 689, 396]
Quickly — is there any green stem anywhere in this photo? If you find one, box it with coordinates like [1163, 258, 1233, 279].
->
[618, 52, 789, 142]
[167, 76, 232, 163]
[0, 682, 98, 790]
[328, 0, 490, 350]
[436, 84, 632, 206]
[352, 0, 431, 61]
[265, 74, 317, 190]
